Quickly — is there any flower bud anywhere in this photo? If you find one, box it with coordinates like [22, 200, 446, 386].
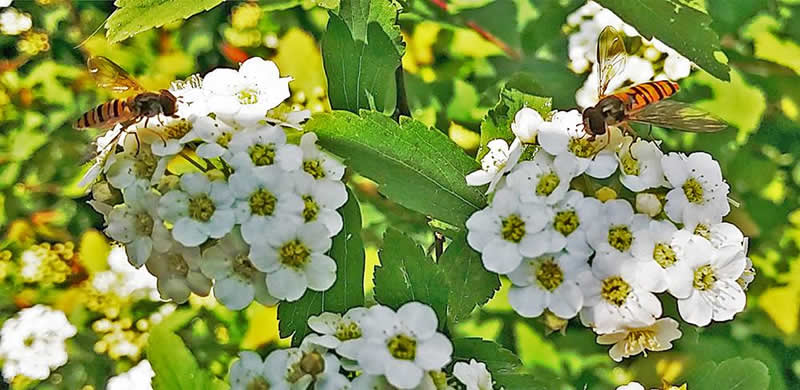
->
[635, 193, 662, 217]
[511, 107, 543, 143]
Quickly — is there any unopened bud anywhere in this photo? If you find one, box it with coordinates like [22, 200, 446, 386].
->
[636, 193, 662, 217]
[595, 186, 617, 202]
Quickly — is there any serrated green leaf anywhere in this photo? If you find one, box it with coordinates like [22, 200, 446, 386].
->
[440, 234, 499, 324]
[373, 228, 449, 327]
[452, 337, 523, 376]
[338, 0, 402, 51]
[305, 110, 487, 227]
[322, 15, 402, 114]
[105, 0, 224, 43]
[595, 0, 730, 81]
[147, 322, 212, 390]
[686, 357, 770, 390]
[478, 88, 552, 160]
[278, 186, 365, 344]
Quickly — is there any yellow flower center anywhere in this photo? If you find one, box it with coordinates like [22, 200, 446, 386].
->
[693, 264, 716, 291]
[568, 137, 597, 158]
[683, 178, 704, 204]
[249, 144, 276, 166]
[334, 321, 361, 341]
[246, 377, 270, 390]
[535, 258, 564, 292]
[303, 159, 326, 179]
[133, 151, 158, 178]
[653, 243, 677, 268]
[601, 276, 631, 307]
[387, 333, 416, 360]
[620, 153, 640, 175]
[163, 119, 192, 139]
[302, 195, 319, 222]
[249, 189, 276, 216]
[279, 239, 310, 268]
[217, 132, 233, 148]
[298, 351, 325, 377]
[167, 253, 189, 277]
[188, 195, 216, 222]
[233, 253, 259, 278]
[135, 212, 154, 236]
[237, 88, 259, 105]
[553, 210, 579, 235]
[622, 328, 660, 355]
[536, 172, 560, 196]
[608, 225, 633, 252]
[694, 223, 711, 239]
[501, 214, 526, 243]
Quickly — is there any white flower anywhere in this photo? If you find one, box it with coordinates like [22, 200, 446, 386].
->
[106, 143, 167, 190]
[617, 139, 666, 192]
[293, 172, 347, 236]
[200, 229, 278, 310]
[229, 167, 304, 245]
[596, 317, 682, 362]
[635, 193, 662, 217]
[249, 222, 336, 301]
[189, 115, 237, 159]
[224, 124, 303, 173]
[466, 138, 523, 194]
[674, 238, 746, 326]
[147, 117, 199, 157]
[0, 305, 76, 381]
[532, 190, 601, 257]
[158, 173, 236, 246]
[0, 1, 12, 8]
[261, 346, 351, 390]
[358, 302, 453, 389]
[229, 350, 290, 390]
[587, 199, 650, 257]
[506, 151, 580, 205]
[631, 220, 692, 298]
[511, 107, 543, 143]
[106, 360, 154, 390]
[672, 220, 745, 253]
[299, 132, 347, 183]
[0, 7, 31, 35]
[616, 382, 645, 390]
[92, 247, 159, 300]
[202, 57, 291, 127]
[662, 152, 730, 223]
[305, 308, 368, 362]
[20, 248, 44, 281]
[579, 256, 663, 333]
[466, 189, 552, 273]
[146, 243, 212, 303]
[453, 359, 493, 390]
[351, 373, 442, 390]
[663, 54, 692, 80]
[537, 110, 619, 178]
[507, 251, 588, 319]
[105, 183, 172, 267]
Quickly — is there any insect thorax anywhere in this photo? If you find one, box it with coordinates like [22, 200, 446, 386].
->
[132, 90, 176, 117]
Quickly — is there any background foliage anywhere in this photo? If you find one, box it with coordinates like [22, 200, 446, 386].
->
[1, 0, 799, 388]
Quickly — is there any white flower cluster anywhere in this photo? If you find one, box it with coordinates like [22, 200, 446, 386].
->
[86, 57, 347, 309]
[0, 305, 77, 381]
[566, 1, 693, 108]
[106, 360, 155, 390]
[465, 107, 754, 361]
[229, 301, 494, 390]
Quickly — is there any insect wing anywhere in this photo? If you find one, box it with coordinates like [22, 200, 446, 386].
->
[596, 26, 627, 99]
[629, 100, 728, 132]
[87, 56, 145, 95]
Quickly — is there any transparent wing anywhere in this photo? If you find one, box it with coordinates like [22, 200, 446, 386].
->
[629, 100, 728, 132]
[87, 56, 145, 95]
[596, 26, 627, 99]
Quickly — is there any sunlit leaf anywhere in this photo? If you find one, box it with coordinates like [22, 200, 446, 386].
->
[147, 321, 213, 390]
[105, 0, 224, 43]
[439, 233, 499, 324]
[686, 357, 770, 390]
[78, 229, 110, 274]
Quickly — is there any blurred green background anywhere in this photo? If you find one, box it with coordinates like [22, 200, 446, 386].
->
[1, 0, 799, 388]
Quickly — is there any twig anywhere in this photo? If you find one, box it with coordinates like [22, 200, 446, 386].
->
[425, 0, 521, 60]
[179, 151, 209, 172]
[393, 65, 412, 121]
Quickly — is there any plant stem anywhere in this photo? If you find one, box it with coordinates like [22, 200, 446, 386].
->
[394, 65, 412, 121]
[179, 151, 208, 172]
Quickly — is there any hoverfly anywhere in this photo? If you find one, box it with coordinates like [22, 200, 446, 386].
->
[74, 56, 178, 151]
[581, 26, 727, 141]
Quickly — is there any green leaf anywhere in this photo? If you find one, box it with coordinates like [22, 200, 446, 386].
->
[305, 110, 487, 227]
[452, 337, 523, 376]
[439, 234, 499, 324]
[478, 88, 552, 160]
[147, 323, 212, 390]
[278, 186, 365, 344]
[686, 357, 770, 390]
[322, 15, 402, 114]
[338, 0, 402, 50]
[373, 228, 449, 327]
[105, 0, 224, 43]
[594, 0, 730, 81]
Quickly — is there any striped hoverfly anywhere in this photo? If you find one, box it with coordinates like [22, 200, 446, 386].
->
[74, 56, 178, 152]
[581, 26, 727, 141]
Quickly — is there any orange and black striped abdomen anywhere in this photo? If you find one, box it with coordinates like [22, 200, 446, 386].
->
[612, 80, 680, 113]
[74, 98, 135, 130]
